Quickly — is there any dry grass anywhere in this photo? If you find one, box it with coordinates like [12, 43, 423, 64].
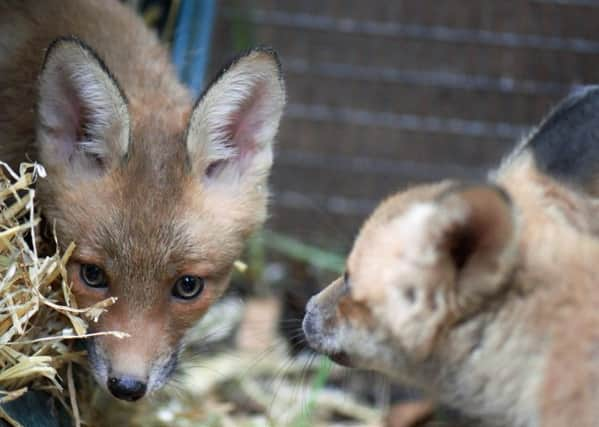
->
[0, 162, 122, 426]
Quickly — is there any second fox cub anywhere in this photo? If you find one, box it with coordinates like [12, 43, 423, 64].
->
[303, 86, 599, 427]
[0, 1, 285, 401]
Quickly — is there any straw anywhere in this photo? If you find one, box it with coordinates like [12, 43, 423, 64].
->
[0, 162, 119, 426]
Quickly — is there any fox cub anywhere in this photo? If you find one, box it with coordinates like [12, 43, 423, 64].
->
[303, 86, 599, 427]
[0, 1, 285, 400]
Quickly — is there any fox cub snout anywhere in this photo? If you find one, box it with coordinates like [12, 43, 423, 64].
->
[304, 86, 599, 426]
[0, 1, 285, 400]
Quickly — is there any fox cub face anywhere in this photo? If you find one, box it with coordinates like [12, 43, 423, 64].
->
[36, 39, 285, 399]
[303, 183, 517, 380]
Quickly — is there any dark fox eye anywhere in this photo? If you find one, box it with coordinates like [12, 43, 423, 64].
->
[404, 286, 416, 304]
[172, 275, 205, 300]
[80, 264, 108, 288]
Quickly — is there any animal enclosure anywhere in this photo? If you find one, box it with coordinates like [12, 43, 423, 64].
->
[2, 1, 599, 426]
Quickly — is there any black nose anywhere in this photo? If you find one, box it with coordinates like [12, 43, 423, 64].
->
[107, 376, 147, 401]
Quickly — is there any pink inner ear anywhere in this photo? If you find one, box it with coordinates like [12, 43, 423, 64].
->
[42, 71, 86, 162]
[228, 81, 268, 164]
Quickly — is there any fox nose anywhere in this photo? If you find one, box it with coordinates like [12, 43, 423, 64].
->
[107, 376, 147, 401]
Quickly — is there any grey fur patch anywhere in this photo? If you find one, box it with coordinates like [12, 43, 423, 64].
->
[527, 85, 599, 191]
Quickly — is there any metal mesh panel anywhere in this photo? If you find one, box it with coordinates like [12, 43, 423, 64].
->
[209, 0, 599, 249]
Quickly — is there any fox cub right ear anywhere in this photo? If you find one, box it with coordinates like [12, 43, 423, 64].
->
[433, 184, 518, 312]
[37, 37, 130, 176]
[185, 48, 285, 187]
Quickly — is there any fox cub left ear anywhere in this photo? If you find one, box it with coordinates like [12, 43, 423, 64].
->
[37, 37, 130, 176]
[434, 184, 518, 311]
[186, 47, 286, 186]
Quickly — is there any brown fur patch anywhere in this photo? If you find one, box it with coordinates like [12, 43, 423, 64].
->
[337, 295, 375, 328]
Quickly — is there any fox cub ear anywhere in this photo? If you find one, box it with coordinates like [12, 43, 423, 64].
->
[524, 85, 599, 195]
[186, 47, 286, 186]
[37, 37, 130, 176]
[435, 184, 518, 311]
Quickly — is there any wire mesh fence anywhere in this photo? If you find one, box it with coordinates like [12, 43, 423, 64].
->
[209, 0, 599, 250]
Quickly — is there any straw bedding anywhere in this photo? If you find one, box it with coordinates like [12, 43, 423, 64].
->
[0, 162, 122, 426]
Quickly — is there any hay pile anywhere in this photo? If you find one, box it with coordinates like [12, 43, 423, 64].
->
[0, 162, 120, 426]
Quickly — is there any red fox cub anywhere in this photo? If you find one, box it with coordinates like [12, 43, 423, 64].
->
[303, 86, 599, 427]
[0, 1, 285, 401]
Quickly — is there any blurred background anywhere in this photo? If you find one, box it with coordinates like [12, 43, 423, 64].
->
[209, 0, 595, 252]
[131, 0, 599, 255]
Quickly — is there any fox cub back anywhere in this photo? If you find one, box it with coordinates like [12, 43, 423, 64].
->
[303, 88, 599, 427]
[0, 0, 285, 401]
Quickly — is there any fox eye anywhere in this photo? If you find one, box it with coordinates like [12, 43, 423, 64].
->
[80, 264, 108, 288]
[172, 275, 205, 300]
[403, 286, 416, 304]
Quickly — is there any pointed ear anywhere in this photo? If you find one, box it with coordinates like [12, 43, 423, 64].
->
[435, 184, 518, 310]
[185, 47, 285, 185]
[525, 85, 599, 194]
[37, 37, 130, 176]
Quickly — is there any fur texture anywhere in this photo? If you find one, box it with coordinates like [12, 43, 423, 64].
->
[0, 0, 285, 398]
[303, 89, 599, 426]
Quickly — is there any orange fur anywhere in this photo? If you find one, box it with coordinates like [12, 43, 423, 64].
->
[0, 0, 285, 399]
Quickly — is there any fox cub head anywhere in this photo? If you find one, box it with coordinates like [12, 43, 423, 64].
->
[303, 183, 518, 380]
[35, 39, 285, 400]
